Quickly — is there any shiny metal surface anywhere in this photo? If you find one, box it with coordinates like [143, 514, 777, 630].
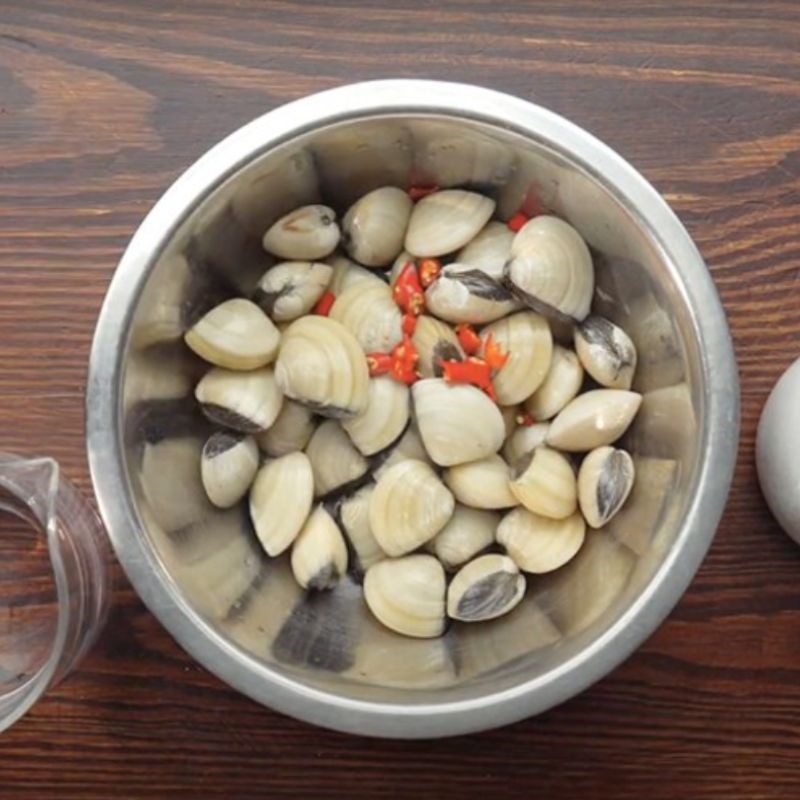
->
[86, 80, 738, 738]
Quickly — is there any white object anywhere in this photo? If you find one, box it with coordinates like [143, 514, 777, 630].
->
[757, 356, 800, 543]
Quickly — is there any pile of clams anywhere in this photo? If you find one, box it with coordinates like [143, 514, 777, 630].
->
[183, 185, 641, 639]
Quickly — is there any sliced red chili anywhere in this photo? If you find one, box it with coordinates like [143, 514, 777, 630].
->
[402, 312, 418, 337]
[408, 184, 440, 201]
[515, 412, 536, 427]
[440, 357, 497, 401]
[418, 257, 442, 288]
[507, 211, 529, 233]
[483, 333, 510, 370]
[392, 261, 425, 316]
[313, 290, 336, 316]
[366, 352, 392, 377]
[456, 323, 481, 356]
[389, 336, 420, 384]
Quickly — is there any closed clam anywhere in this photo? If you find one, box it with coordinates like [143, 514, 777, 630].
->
[337, 484, 385, 572]
[290, 505, 348, 590]
[341, 377, 410, 456]
[255, 399, 316, 457]
[510, 445, 577, 519]
[427, 505, 499, 570]
[389, 250, 413, 287]
[275, 316, 369, 418]
[412, 378, 506, 467]
[505, 215, 594, 322]
[342, 186, 413, 267]
[447, 554, 525, 622]
[369, 459, 455, 556]
[305, 419, 369, 498]
[524, 345, 584, 421]
[405, 189, 495, 257]
[578, 446, 635, 528]
[326, 253, 385, 294]
[411, 315, 464, 379]
[184, 298, 280, 370]
[502, 422, 550, 467]
[425, 263, 519, 325]
[330, 280, 403, 354]
[372, 423, 431, 479]
[262, 204, 340, 260]
[363, 555, 446, 638]
[253, 261, 333, 322]
[497, 507, 586, 573]
[480, 311, 553, 405]
[195, 366, 283, 434]
[546, 389, 642, 452]
[574, 315, 637, 390]
[200, 432, 259, 508]
[249, 451, 314, 556]
[444, 454, 518, 510]
[456, 221, 514, 282]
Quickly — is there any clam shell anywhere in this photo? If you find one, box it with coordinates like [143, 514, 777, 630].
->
[253, 261, 333, 322]
[546, 389, 642, 452]
[411, 315, 464, 379]
[184, 298, 280, 370]
[337, 484, 386, 572]
[574, 315, 637, 390]
[330, 280, 403, 354]
[480, 310, 553, 405]
[255, 399, 316, 457]
[341, 376, 410, 456]
[497, 507, 586, 573]
[290, 505, 348, 590]
[455, 220, 514, 282]
[405, 190, 495, 257]
[444, 454, 518, 510]
[427, 505, 499, 570]
[577, 446, 635, 528]
[425, 263, 519, 325]
[305, 419, 369, 498]
[262, 204, 340, 261]
[509, 445, 577, 519]
[524, 345, 584, 421]
[201, 432, 259, 509]
[502, 422, 550, 467]
[447, 554, 525, 622]
[342, 186, 413, 267]
[505, 215, 594, 322]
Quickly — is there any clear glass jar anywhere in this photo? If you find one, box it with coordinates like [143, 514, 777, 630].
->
[0, 453, 110, 731]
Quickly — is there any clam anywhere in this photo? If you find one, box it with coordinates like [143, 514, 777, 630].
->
[425, 263, 519, 325]
[262, 204, 340, 260]
[510, 445, 577, 519]
[480, 311, 553, 405]
[455, 221, 514, 281]
[499, 405, 519, 439]
[275, 316, 369, 418]
[253, 261, 333, 322]
[369, 459, 455, 556]
[574, 315, 637, 390]
[447, 554, 525, 622]
[184, 298, 280, 370]
[326, 253, 386, 294]
[337, 484, 386, 572]
[200, 432, 259, 509]
[497, 507, 586, 573]
[411, 315, 464, 379]
[342, 186, 413, 267]
[444, 454, 518, 510]
[546, 389, 642, 452]
[290, 505, 348, 590]
[524, 345, 584, 421]
[372, 423, 432, 479]
[305, 419, 369, 498]
[405, 189, 496, 257]
[255, 399, 316, 457]
[412, 378, 506, 467]
[502, 422, 550, 466]
[195, 366, 283, 434]
[426, 505, 499, 570]
[249, 451, 314, 556]
[363, 555, 446, 638]
[341, 377, 410, 456]
[578, 446, 635, 528]
[505, 215, 594, 322]
[329, 280, 403, 354]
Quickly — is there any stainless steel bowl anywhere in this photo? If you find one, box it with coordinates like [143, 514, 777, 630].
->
[86, 80, 738, 738]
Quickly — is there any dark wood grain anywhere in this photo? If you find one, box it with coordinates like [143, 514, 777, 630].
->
[1, 0, 799, 796]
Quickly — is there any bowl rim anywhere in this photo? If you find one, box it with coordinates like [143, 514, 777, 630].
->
[86, 79, 739, 738]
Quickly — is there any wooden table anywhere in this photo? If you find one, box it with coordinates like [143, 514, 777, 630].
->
[1, 1, 798, 796]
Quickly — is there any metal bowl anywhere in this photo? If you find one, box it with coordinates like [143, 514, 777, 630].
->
[86, 80, 738, 738]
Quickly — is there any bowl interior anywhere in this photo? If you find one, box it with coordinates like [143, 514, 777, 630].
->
[120, 114, 702, 706]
